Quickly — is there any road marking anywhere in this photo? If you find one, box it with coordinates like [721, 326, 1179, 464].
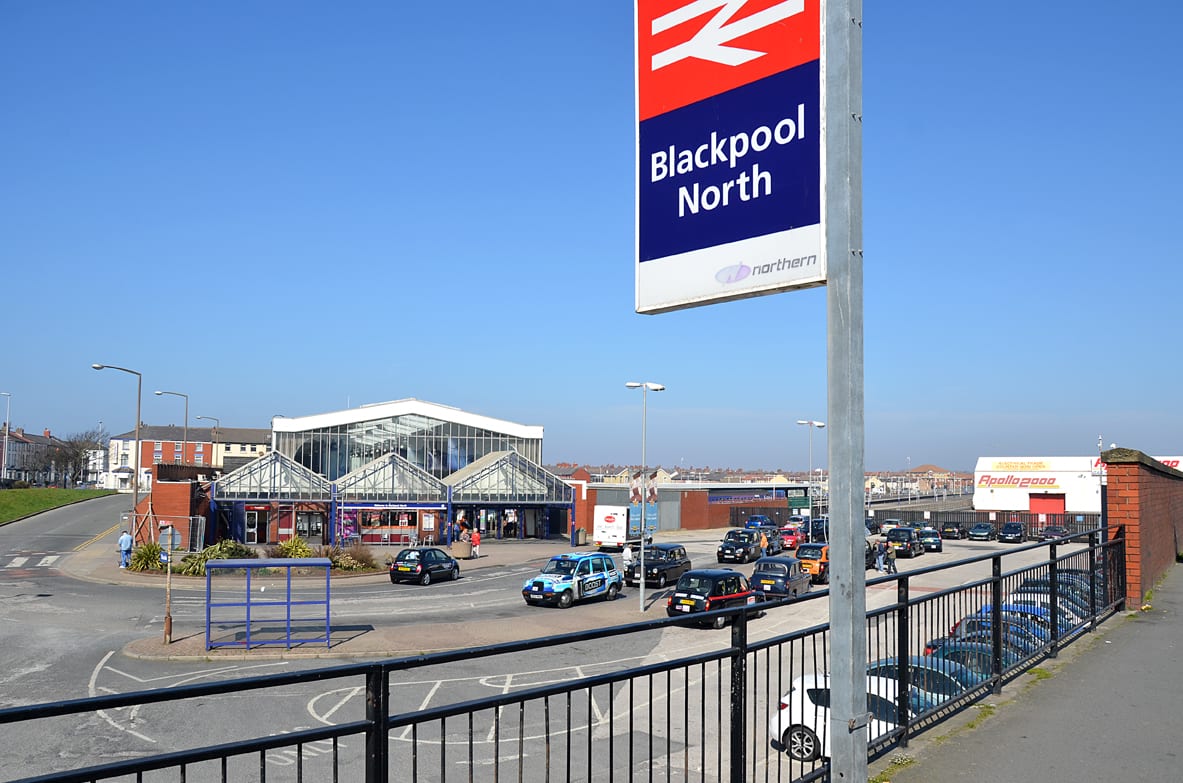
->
[36, 555, 60, 567]
[75, 523, 121, 552]
[6, 557, 28, 568]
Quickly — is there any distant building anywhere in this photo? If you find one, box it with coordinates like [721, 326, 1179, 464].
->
[101, 425, 271, 492]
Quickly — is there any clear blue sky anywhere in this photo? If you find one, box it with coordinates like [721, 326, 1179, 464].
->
[2, 1, 1178, 473]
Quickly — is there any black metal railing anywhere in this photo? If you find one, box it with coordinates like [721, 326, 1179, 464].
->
[0, 529, 1123, 783]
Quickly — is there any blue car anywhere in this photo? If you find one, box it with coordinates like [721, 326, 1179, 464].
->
[866, 656, 987, 713]
[522, 552, 623, 608]
[923, 640, 1021, 677]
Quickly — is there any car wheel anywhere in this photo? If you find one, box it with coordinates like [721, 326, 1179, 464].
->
[784, 725, 821, 762]
[712, 614, 727, 630]
[606, 582, 620, 601]
[450, 566, 460, 581]
[657, 573, 667, 588]
[557, 590, 574, 609]
[419, 571, 432, 586]
[389, 574, 397, 584]
[625, 579, 634, 587]
[820, 570, 830, 585]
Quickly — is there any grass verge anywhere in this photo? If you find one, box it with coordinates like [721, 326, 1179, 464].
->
[0, 488, 117, 525]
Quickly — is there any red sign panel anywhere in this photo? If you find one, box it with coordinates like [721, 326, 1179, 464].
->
[637, 0, 819, 122]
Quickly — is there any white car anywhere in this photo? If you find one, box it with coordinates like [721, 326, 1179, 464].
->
[768, 674, 904, 762]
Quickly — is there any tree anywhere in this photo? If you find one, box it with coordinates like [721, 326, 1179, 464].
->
[27, 428, 106, 486]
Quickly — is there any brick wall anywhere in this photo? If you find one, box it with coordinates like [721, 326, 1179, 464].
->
[1101, 448, 1183, 605]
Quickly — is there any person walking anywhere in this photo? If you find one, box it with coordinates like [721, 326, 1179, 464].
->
[622, 544, 634, 571]
[117, 530, 133, 569]
[759, 531, 769, 558]
[470, 529, 480, 560]
[885, 542, 898, 574]
[875, 539, 887, 572]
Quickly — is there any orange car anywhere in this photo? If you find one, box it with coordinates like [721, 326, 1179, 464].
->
[795, 543, 830, 584]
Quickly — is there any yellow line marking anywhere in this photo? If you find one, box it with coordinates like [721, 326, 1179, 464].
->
[75, 523, 121, 552]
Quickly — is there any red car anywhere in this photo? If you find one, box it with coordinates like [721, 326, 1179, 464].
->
[778, 525, 805, 549]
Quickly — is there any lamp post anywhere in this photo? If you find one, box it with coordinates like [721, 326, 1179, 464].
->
[93, 364, 142, 527]
[196, 416, 219, 468]
[1, 392, 10, 483]
[626, 381, 664, 613]
[796, 420, 825, 519]
[155, 390, 189, 464]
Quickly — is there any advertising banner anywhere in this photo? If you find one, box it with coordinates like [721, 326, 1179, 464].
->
[636, 0, 824, 313]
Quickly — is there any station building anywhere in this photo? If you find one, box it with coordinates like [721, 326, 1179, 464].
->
[209, 399, 574, 546]
[973, 455, 1183, 514]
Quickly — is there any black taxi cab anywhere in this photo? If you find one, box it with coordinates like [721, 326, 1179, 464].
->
[750, 556, 811, 600]
[666, 568, 759, 629]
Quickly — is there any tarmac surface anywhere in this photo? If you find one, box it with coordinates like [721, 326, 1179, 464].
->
[66, 528, 1183, 782]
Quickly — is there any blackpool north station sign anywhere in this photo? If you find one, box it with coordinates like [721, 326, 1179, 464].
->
[635, 0, 825, 314]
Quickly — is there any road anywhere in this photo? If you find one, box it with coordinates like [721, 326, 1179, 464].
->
[0, 497, 1066, 781]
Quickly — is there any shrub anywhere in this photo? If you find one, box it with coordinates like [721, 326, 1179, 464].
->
[175, 539, 259, 577]
[316, 543, 379, 572]
[269, 537, 314, 559]
[128, 540, 164, 572]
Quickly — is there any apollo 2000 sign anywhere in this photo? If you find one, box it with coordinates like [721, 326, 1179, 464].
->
[635, 0, 824, 314]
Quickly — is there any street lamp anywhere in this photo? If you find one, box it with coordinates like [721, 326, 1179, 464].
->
[155, 390, 189, 464]
[196, 415, 220, 468]
[626, 381, 664, 613]
[796, 420, 825, 519]
[1, 392, 10, 483]
[93, 364, 142, 526]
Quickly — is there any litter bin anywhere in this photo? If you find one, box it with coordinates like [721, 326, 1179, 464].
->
[575, 528, 587, 546]
[453, 540, 472, 559]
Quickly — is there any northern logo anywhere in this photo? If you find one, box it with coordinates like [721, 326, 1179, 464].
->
[715, 264, 751, 284]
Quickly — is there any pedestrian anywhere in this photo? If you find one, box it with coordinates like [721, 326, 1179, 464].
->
[759, 531, 769, 557]
[622, 545, 634, 570]
[875, 539, 886, 572]
[470, 528, 480, 560]
[885, 542, 897, 574]
[117, 530, 133, 569]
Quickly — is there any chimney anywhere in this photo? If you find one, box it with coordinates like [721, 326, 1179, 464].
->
[44, 429, 52, 438]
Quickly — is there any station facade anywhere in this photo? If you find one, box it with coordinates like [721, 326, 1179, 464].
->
[209, 399, 573, 547]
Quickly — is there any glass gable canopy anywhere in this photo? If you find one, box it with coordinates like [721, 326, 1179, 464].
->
[273, 400, 543, 483]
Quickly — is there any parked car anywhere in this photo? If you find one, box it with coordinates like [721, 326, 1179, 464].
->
[1038, 525, 1072, 542]
[768, 674, 904, 762]
[755, 525, 785, 555]
[886, 527, 925, 557]
[950, 616, 1047, 652]
[623, 543, 691, 588]
[522, 552, 623, 608]
[940, 521, 968, 540]
[778, 524, 806, 549]
[717, 529, 762, 564]
[923, 640, 1021, 676]
[917, 527, 943, 552]
[665, 569, 759, 629]
[388, 547, 461, 585]
[863, 538, 878, 570]
[795, 543, 831, 584]
[864, 518, 881, 535]
[865, 655, 986, 712]
[750, 556, 811, 600]
[879, 519, 904, 534]
[967, 523, 997, 541]
[998, 522, 1026, 543]
[1007, 592, 1090, 626]
[744, 514, 776, 529]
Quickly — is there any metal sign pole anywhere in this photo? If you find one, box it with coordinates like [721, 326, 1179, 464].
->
[825, 0, 866, 780]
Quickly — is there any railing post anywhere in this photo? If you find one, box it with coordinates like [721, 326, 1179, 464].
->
[895, 576, 910, 746]
[366, 665, 389, 783]
[991, 555, 1003, 694]
[1088, 531, 1099, 632]
[1049, 542, 1060, 642]
[729, 607, 748, 783]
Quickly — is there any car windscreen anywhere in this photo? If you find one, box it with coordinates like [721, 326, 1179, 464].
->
[725, 531, 755, 543]
[647, 549, 670, 561]
[754, 562, 788, 577]
[541, 559, 576, 576]
[676, 575, 713, 594]
[886, 529, 912, 542]
[1002, 524, 1023, 532]
[797, 545, 824, 560]
[396, 549, 421, 561]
